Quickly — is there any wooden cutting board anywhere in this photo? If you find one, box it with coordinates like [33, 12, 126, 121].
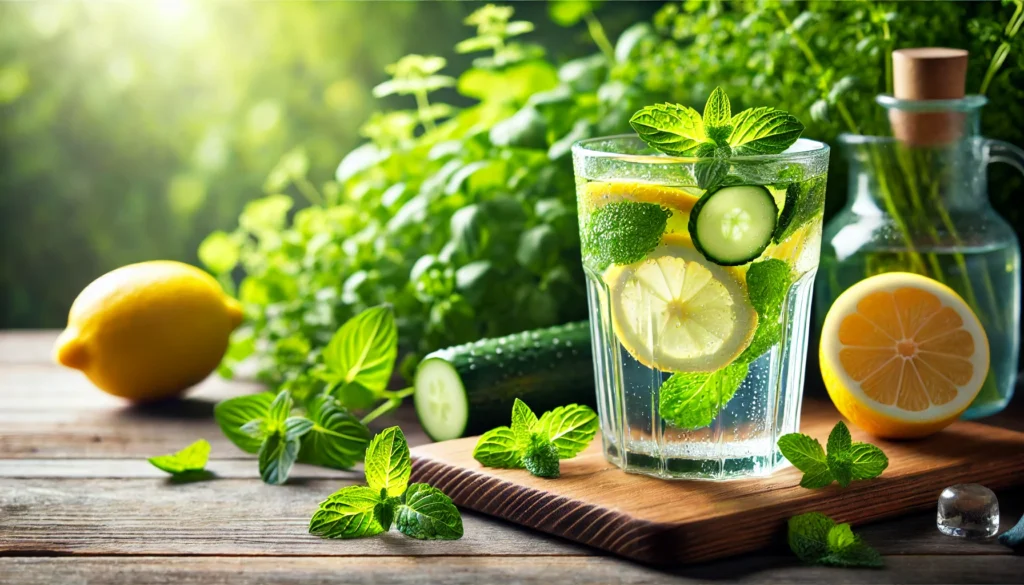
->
[409, 400, 1024, 565]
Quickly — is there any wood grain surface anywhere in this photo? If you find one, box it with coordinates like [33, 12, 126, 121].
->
[1, 331, 1022, 584]
[410, 401, 1024, 565]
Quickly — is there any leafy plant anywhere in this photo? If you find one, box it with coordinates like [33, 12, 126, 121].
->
[778, 421, 888, 488]
[309, 426, 463, 540]
[788, 512, 883, 568]
[472, 399, 598, 478]
[148, 439, 211, 481]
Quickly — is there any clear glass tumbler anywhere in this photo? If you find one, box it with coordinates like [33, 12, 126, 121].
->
[572, 136, 830, 480]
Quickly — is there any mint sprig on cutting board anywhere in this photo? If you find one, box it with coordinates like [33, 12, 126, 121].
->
[473, 399, 598, 478]
[789, 512, 884, 568]
[778, 421, 889, 488]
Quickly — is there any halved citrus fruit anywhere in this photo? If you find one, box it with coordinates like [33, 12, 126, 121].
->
[578, 181, 700, 236]
[604, 234, 757, 372]
[820, 272, 990, 438]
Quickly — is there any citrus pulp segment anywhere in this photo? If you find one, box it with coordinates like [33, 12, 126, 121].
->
[819, 272, 990, 438]
[605, 240, 757, 373]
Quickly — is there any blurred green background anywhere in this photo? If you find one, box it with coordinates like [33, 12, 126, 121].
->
[2, 0, 1021, 347]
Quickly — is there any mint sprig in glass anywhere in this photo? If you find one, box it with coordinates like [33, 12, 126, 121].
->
[572, 87, 829, 480]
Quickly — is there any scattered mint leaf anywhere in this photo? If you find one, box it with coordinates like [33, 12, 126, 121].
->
[148, 439, 211, 477]
[310, 428, 463, 542]
[659, 362, 749, 430]
[789, 512, 883, 568]
[297, 394, 371, 470]
[472, 426, 523, 468]
[395, 483, 465, 540]
[474, 400, 598, 478]
[535, 404, 598, 459]
[628, 103, 706, 156]
[258, 431, 300, 486]
[582, 201, 669, 269]
[779, 421, 888, 488]
[267, 390, 294, 423]
[374, 495, 399, 531]
[309, 485, 385, 539]
[522, 432, 561, 479]
[848, 443, 889, 481]
[773, 176, 826, 244]
[364, 426, 412, 498]
[511, 398, 539, 451]
[727, 107, 804, 156]
[320, 305, 399, 406]
[788, 512, 835, 563]
[284, 416, 314, 440]
[214, 392, 275, 454]
[702, 87, 732, 135]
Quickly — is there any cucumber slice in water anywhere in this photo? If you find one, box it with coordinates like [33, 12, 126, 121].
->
[689, 185, 778, 266]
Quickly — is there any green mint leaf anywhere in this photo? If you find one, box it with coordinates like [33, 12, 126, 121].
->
[309, 485, 385, 539]
[705, 125, 733, 146]
[799, 464, 836, 489]
[735, 320, 780, 364]
[848, 442, 889, 481]
[581, 201, 669, 269]
[267, 390, 294, 423]
[240, 419, 270, 440]
[535, 404, 598, 459]
[788, 512, 835, 563]
[773, 176, 826, 244]
[727, 107, 804, 155]
[510, 398, 539, 450]
[629, 103, 706, 157]
[297, 395, 371, 470]
[746, 259, 792, 321]
[659, 362, 748, 431]
[258, 431, 300, 486]
[693, 151, 730, 191]
[395, 483, 464, 540]
[703, 87, 732, 130]
[826, 421, 853, 454]
[827, 450, 854, 488]
[284, 416, 314, 441]
[321, 306, 398, 400]
[822, 524, 884, 568]
[473, 426, 524, 469]
[214, 392, 275, 454]
[522, 432, 561, 478]
[148, 439, 211, 476]
[777, 432, 826, 472]
[365, 426, 412, 498]
[374, 495, 399, 531]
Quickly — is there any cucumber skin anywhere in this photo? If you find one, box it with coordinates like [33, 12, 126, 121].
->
[688, 185, 777, 266]
[415, 321, 596, 440]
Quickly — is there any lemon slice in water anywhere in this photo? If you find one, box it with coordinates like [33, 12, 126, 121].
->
[605, 236, 757, 373]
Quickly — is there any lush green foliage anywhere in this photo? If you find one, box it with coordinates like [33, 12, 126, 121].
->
[310, 426, 463, 540]
[193, 2, 1022, 385]
[472, 398, 598, 478]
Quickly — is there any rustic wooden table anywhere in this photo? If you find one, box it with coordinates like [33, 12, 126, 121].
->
[2, 331, 1022, 584]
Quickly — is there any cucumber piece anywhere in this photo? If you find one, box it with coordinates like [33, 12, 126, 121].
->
[688, 185, 778, 266]
[413, 322, 595, 441]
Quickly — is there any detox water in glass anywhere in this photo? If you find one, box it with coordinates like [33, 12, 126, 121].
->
[573, 136, 830, 480]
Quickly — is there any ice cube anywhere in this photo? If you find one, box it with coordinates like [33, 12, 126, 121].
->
[936, 484, 1000, 539]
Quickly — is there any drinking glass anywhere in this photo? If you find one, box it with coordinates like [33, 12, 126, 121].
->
[572, 136, 830, 480]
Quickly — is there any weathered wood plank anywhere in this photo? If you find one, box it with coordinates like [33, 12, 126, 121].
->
[0, 366, 428, 458]
[0, 477, 1018, 558]
[0, 331, 60, 365]
[3, 555, 1023, 585]
[0, 478, 588, 557]
[0, 459, 361, 479]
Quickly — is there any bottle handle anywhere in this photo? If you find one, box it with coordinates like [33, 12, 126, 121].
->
[985, 139, 1024, 176]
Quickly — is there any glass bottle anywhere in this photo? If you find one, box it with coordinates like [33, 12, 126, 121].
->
[817, 95, 1024, 418]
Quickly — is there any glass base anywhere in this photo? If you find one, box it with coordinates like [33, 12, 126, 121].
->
[604, 439, 791, 481]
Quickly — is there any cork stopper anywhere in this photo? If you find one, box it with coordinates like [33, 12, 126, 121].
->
[889, 48, 969, 145]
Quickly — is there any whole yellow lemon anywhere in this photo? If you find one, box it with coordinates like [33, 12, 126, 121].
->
[53, 261, 244, 402]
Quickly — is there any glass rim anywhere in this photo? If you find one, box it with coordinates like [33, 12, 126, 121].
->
[875, 94, 988, 112]
[571, 134, 830, 164]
